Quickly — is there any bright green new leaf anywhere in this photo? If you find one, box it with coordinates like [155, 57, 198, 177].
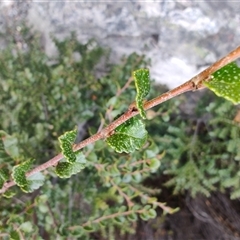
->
[58, 129, 77, 163]
[55, 152, 86, 178]
[133, 69, 150, 119]
[204, 62, 240, 104]
[106, 117, 148, 153]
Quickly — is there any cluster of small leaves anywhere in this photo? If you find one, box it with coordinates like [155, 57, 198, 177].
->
[147, 91, 240, 199]
[60, 140, 172, 239]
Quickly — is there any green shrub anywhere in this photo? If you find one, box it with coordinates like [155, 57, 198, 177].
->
[0, 24, 240, 239]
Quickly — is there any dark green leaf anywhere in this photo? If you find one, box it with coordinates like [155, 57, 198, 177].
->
[11, 159, 44, 193]
[83, 225, 95, 232]
[10, 230, 20, 240]
[0, 168, 8, 188]
[204, 62, 240, 104]
[106, 117, 148, 153]
[58, 129, 77, 163]
[12, 159, 33, 188]
[133, 69, 150, 119]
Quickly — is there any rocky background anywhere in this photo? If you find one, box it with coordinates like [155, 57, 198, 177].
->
[0, 1, 240, 239]
[0, 1, 239, 88]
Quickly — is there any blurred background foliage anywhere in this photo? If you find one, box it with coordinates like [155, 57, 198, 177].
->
[1, 23, 240, 239]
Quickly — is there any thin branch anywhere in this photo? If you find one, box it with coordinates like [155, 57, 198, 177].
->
[190, 45, 240, 87]
[0, 45, 240, 195]
[79, 209, 146, 228]
[128, 185, 173, 214]
[110, 179, 134, 208]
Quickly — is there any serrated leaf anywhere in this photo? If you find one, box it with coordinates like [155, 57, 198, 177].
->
[55, 152, 86, 178]
[0, 168, 8, 188]
[106, 117, 148, 153]
[58, 129, 77, 163]
[11, 159, 43, 193]
[12, 159, 33, 188]
[133, 69, 150, 119]
[3, 189, 16, 198]
[204, 62, 240, 104]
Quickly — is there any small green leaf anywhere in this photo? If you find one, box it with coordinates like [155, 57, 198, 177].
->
[58, 129, 77, 163]
[20, 221, 33, 233]
[122, 174, 132, 183]
[10, 230, 20, 240]
[139, 212, 149, 221]
[148, 158, 161, 172]
[133, 69, 150, 119]
[55, 152, 86, 178]
[204, 62, 240, 104]
[106, 117, 148, 153]
[70, 226, 84, 237]
[83, 225, 95, 232]
[127, 213, 138, 222]
[148, 208, 157, 219]
[132, 172, 142, 183]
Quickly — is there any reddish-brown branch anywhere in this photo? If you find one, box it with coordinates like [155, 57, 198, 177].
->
[1, 45, 240, 195]
[190, 45, 240, 87]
